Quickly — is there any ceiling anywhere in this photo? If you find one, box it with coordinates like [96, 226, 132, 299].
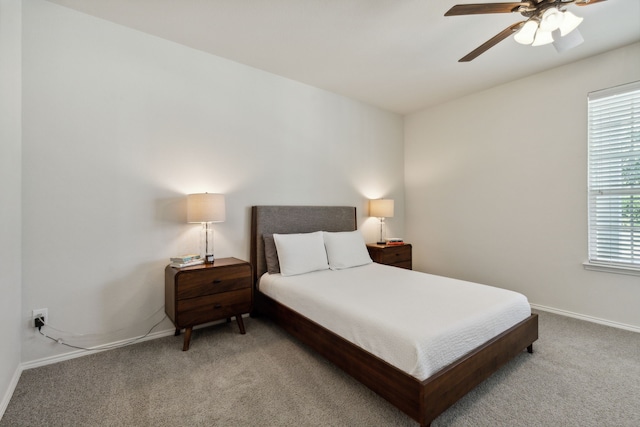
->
[46, 0, 640, 114]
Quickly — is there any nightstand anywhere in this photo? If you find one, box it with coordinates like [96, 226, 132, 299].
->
[366, 243, 412, 270]
[165, 257, 252, 351]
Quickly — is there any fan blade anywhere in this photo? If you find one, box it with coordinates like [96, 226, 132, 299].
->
[445, 2, 529, 16]
[459, 21, 525, 62]
[575, 0, 607, 5]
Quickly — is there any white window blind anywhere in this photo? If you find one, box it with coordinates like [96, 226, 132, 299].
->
[587, 81, 640, 272]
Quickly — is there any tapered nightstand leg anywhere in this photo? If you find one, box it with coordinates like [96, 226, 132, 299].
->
[174, 328, 181, 336]
[236, 315, 246, 334]
[182, 327, 193, 351]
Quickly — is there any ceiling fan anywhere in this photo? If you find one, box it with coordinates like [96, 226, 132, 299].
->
[445, 0, 607, 62]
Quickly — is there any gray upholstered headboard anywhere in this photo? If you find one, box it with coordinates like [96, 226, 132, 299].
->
[250, 206, 357, 284]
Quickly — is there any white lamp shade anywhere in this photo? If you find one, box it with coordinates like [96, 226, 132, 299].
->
[369, 199, 394, 218]
[539, 8, 564, 32]
[558, 11, 583, 36]
[514, 20, 538, 45]
[187, 193, 226, 223]
[532, 28, 554, 46]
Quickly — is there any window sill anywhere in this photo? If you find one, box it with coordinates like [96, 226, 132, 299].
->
[583, 262, 640, 277]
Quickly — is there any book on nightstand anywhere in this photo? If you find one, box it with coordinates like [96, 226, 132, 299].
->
[169, 259, 204, 268]
[169, 254, 203, 268]
[385, 238, 404, 246]
[170, 254, 200, 262]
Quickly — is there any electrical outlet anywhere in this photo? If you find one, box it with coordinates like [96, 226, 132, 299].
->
[33, 308, 48, 328]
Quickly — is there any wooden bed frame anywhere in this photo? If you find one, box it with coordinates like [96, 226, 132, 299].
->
[250, 205, 538, 427]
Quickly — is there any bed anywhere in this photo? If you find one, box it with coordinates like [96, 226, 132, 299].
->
[250, 205, 538, 427]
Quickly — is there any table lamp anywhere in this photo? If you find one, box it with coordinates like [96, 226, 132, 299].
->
[187, 193, 225, 263]
[369, 199, 394, 245]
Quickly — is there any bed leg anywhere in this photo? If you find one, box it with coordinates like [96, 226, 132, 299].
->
[527, 344, 533, 354]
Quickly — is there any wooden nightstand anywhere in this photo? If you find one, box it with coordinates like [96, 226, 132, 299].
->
[165, 257, 252, 351]
[366, 244, 412, 270]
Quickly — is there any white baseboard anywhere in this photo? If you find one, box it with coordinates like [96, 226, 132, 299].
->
[21, 327, 176, 371]
[530, 303, 640, 334]
[0, 364, 22, 420]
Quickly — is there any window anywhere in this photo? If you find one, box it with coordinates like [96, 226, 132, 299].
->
[586, 81, 640, 275]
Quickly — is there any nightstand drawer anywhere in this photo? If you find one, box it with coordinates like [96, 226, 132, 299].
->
[392, 260, 412, 270]
[366, 243, 412, 270]
[177, 288, 252, 326]
[176, 264, 251, 300]
[377, 245, 412, 264]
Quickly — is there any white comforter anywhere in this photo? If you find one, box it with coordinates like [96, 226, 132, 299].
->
[259, 262, 531, 380]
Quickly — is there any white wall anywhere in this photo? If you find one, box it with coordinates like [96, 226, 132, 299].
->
[21, 0, 404, 363]
[0, 0, 24, 416]
[405, 42, 640, 330]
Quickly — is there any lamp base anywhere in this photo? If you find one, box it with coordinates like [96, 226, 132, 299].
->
[205, 254, 215, 264]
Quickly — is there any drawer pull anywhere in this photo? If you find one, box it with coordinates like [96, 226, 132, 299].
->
[213, 303, 222, 309]
[212, 279, 222, 284]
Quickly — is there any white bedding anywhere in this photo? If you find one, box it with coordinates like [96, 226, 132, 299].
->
[259, 262, 531, 380]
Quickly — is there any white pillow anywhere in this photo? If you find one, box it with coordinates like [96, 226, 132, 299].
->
[273, 231, 329, 276]
[323, 230, 372, 270]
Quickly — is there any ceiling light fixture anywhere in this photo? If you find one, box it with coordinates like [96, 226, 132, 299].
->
[514, 7, 584, 47]
[445, 0, 601, 62]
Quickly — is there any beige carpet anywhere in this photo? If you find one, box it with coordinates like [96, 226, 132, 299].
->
[2, 310, 639, 426]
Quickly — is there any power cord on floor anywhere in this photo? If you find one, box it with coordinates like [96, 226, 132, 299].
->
[37, 314, 168, 352]
[40, 306, 166, 337]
